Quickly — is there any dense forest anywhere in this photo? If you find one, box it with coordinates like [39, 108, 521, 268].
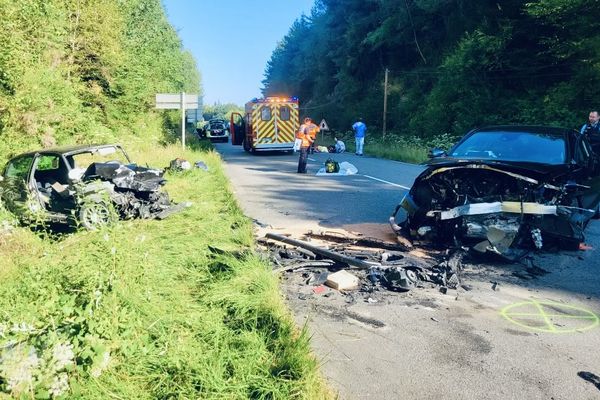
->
[0, 0, 200, 162]
[263, 0, 600, 138]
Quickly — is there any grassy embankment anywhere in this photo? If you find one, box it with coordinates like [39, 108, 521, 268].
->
[319, 131, 457, 164]
[0, 137, 332, 399]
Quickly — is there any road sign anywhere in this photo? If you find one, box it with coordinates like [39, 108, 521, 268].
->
[155, 92, 200, 150]
[155, 93, 199, 109]
[319, 119, 329, 131]
[186, 109, 200, 124]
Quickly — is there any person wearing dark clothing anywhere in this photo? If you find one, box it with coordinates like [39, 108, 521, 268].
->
[581, 111, 600, 154]
[580, 111, 600, 136]
[297, 117, 318, 173]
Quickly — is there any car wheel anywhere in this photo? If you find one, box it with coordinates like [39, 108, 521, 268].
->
[78, 201, 116, 230]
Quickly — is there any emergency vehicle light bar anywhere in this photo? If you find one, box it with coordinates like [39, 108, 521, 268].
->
[251, 96, 298, 103]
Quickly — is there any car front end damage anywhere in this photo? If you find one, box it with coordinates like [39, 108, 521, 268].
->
[390, 162, 595, 258]
[75, 162, 189, 226]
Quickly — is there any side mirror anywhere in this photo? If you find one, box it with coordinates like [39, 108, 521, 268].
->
[428, 148, 447, 158]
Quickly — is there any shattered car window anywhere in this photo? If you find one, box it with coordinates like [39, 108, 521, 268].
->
[451, 131, 566, 165]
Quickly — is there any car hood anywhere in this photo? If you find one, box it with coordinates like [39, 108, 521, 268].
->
[422, 157, 570, 182]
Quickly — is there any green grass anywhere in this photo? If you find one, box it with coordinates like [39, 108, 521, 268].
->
[357, 140, 429, 164]
[0, 137, 332, 399]
[321, 131, 457, 164]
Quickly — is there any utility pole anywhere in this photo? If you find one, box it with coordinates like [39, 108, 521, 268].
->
[383, 68, 389, 138]
[181, 91, 186, 150]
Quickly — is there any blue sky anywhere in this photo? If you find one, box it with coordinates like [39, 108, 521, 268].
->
[163, 0, 315, 106]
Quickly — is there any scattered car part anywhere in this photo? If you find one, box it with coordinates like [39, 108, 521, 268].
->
[265, 232, 377, 270]
[306, 230, 410, 252]
[264, 232, 467, 294]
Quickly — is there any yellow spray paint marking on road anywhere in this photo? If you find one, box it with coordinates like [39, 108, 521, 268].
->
[501, 300, 599, 333]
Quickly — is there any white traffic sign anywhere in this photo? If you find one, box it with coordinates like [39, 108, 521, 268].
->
[155, 92, 200, 149]
[319, 119, 329, 131]
[155, 93, 199, 109]
[186, 109, 200, 123]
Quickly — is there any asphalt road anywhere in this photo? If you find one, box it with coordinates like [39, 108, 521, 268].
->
[216, 142, 600, 400]
[215, 142, 423, 237]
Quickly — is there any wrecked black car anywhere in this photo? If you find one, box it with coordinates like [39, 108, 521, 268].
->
[390, 126, 600, 256]
[0, 144, 187, 230]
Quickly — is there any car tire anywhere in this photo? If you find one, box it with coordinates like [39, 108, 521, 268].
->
[78, 201, 116, 230]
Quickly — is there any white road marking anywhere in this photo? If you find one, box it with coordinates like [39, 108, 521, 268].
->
[361, 174, 411, 190]
[308, 157, 317, 161]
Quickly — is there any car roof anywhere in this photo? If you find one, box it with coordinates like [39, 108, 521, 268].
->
[13, 144, 124, 158]
[473, 125, 574, 137]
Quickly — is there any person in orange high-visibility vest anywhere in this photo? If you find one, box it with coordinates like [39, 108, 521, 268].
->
[297, 117, 318, 173]
[308, 120, 320, 154]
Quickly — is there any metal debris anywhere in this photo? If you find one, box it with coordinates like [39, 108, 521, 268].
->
[531, 228, 543, 249]
[263, 231, 465, 295]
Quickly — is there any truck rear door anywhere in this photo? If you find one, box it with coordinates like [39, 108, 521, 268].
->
[253, 103, 275, 146]
[273, 103, 297, 145]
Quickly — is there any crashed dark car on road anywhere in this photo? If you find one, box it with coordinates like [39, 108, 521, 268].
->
[0, 144, 187, 230]
[390, 126, 600, 257]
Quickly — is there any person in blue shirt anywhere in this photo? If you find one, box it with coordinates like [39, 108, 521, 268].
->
[352, 118, 367, 156]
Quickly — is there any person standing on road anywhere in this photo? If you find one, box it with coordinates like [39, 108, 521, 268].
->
[297, 117, 318, 173]
[352, 118, 367, 156]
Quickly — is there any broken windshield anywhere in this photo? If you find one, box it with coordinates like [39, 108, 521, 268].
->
[450, 131, 566, 165]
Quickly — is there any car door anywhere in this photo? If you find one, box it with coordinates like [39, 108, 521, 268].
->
[1, 155, 37, 215]
[573, 134, 600, 210]
[230, 112, 246, 145]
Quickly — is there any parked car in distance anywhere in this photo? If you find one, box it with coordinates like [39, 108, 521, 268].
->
[200, 119, 229, 143]
[0, 144, 187, 230]
[390, 125, 600, 254]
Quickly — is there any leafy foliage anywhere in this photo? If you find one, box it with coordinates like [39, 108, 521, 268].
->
[263, 0, 600, 139]
[202, 103, 243, 123]
[0, 0, 201, 164]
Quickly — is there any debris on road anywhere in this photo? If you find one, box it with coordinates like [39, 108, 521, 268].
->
[326, 270, 360, 291]
[262, 231, 465, 297]
[262, 225, 562, 306]
[313, 285, 328, 295]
